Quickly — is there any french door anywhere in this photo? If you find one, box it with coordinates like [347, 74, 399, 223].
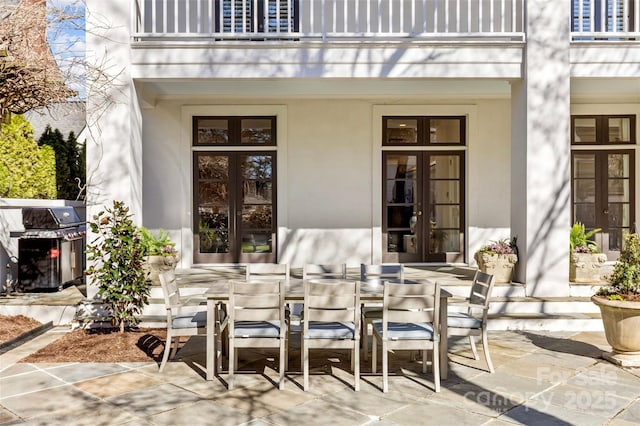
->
[572, 150, 635, 259]
[194, 152, 276, 263]
[382, 151, 465, 263]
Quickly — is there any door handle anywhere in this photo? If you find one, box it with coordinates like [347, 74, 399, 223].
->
[603, 209, 609, 215]
[413, 211, 423, 216]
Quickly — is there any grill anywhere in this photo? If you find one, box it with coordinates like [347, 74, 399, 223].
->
[11, 207, 86, 291]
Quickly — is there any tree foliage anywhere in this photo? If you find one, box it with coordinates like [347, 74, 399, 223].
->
[0, 0, 76, 124]
[38, 125, 85, 200]
[0, 114, 56, 198]
[86, 201, 150, 333]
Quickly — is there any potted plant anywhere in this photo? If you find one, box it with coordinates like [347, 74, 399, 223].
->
[140, 226, 179, 286]
[86, 201, 150, 333]
[569, 222, 607, 283]
[474, 237, 518, 283]
[592, 232, 640, 364]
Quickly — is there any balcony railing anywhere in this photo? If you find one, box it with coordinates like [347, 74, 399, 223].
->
[571, 0, 640, 41]
[132, 0, 526, 42]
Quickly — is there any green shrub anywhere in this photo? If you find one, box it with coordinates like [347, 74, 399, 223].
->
[570, 222, 601, 254]
[86, 201, 150, 333]
[599, 233, 640, 299]
[0, 115, 56, 198]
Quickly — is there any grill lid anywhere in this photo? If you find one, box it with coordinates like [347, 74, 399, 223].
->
[23, 207, 83, 229]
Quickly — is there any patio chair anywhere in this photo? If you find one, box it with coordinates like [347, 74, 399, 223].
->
[447, 270, 495, 373]
[297, 263, 348, 317]
[372, 281, 441, 393]
[360, 264, 405, 361]
[302, 279, 361, 391]
[158, 270, 208, 372]
[227, 279, 287, 390]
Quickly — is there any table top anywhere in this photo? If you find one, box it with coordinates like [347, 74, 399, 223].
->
[204, 278, 452, 301]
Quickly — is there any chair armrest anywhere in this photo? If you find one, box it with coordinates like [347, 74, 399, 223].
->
[183, 296, 207, 306]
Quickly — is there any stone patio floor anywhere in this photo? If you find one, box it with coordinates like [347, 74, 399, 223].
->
[1, 326, 640, 425]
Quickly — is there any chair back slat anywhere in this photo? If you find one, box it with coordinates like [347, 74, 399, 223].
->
[233, 294, 281, 308]
[360, 264, 404, 281]
[303, 263, 347, 280]
[306, 309, 357, 323]
[306, 294, 356, 309]
[246, 263, 290, 282]
[159, 270, 181, 310]
[383, 282, 440, 329]
[469, 271, 494, 307]
[234, 307, 282, 322]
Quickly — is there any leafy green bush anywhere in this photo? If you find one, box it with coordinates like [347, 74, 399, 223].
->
[139, 227, 177, 257]
[0, 115, 56, 198]
[570, 222, 601, 254]
[598, 233, 640, 300]
[86, 201, 150, 333]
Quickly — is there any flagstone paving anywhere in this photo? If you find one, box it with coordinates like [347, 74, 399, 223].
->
[1, 328, 639, 425]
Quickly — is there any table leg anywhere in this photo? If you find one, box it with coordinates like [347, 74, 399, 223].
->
[440, 296, 448, 380]
[206, 299, 216, 381]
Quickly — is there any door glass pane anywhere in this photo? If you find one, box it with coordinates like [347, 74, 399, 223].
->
[196, 119, 229, 145]
[385, 154, 418, 254]
[431, 181, 459, 203]
[241, 155, 274, 254]
[574, 180, 596, 202]
[385, 119, 418, 144]
[241, 118, 273, 144]
[574, 204, 596, 228]
[573, 118, 596, 143]
[197, 155, 230, 253]
[608, 117, 631, 143]
[608, 204, 630, 228]
[574, 154, 595, 178]
[608, 154, 629, 177]
[433, 205, 460, 228]
[609, 229, 624, 252]
[608, 179, 629, 202]
[430, 155, 460, 178]
[429, 119, 462, 144]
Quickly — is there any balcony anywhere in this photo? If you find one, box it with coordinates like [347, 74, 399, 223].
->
[571, 0, 640, 41]
[132, 0, 526, 43]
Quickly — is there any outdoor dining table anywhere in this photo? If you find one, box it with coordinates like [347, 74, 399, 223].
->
[205, 279, 452, 382]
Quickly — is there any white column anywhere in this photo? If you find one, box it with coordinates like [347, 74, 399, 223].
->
[85, 0, 142, 297]
[510, 0, 571, 297]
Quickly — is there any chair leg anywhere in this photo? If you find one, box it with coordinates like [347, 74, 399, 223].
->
[169, 336, 180, 359]
[382, 341, 388, 393]
[372, 334, 377, 374]
[422, 350, 428, 374]
[363, 318, 369, 361]
[469, 335, 479, 360]
[482, 329, 495, 373]
[432, 345, 440, 393]
[354, 343, 360, 392]
[228, 342, 235, 390]
[159, 333, 173, 372]
[303, 340, 309, 391]
[279, 339, 285, 390]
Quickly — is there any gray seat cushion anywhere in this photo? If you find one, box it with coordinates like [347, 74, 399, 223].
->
[372, 320, 435, 340]
[305, 322, 356, 339]
[172, 311, 207, 329]
[447, 312, 483, 329]
[233, 320, 284, 338]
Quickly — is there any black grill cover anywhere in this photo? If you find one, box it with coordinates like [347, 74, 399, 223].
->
[23, 207, 83, 229]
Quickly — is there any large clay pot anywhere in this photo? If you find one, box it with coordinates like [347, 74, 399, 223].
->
[570, 252, 607, 283]
[474, 252, 517, 283]
[143, 255, 179, 286]
[592, 295, 640, 354]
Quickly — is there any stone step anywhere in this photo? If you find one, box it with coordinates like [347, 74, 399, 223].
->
[485, 296, 600, 314]
[569, 283, 608, 297]
[486, 312, 603, 332]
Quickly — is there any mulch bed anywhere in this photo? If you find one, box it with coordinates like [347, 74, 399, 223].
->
[0, 315, 43, 345]
[19, 328, 168, 363]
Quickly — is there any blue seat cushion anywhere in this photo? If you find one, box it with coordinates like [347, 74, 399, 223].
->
[172, 311, 207, 329]
[233, 320, 284, 338]
[372, 320, 435, 340]
[447, 312, 483, 329]
[305, 322, 356, 339]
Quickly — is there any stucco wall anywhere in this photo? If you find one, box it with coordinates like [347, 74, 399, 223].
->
[141, 97, 514, 267]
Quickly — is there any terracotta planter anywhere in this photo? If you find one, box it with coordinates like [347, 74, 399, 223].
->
[570, 252, 607, 283]
[592, 295, 640, 354]
[474, 252, 517, 283]
[143, 255, 179, 286]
